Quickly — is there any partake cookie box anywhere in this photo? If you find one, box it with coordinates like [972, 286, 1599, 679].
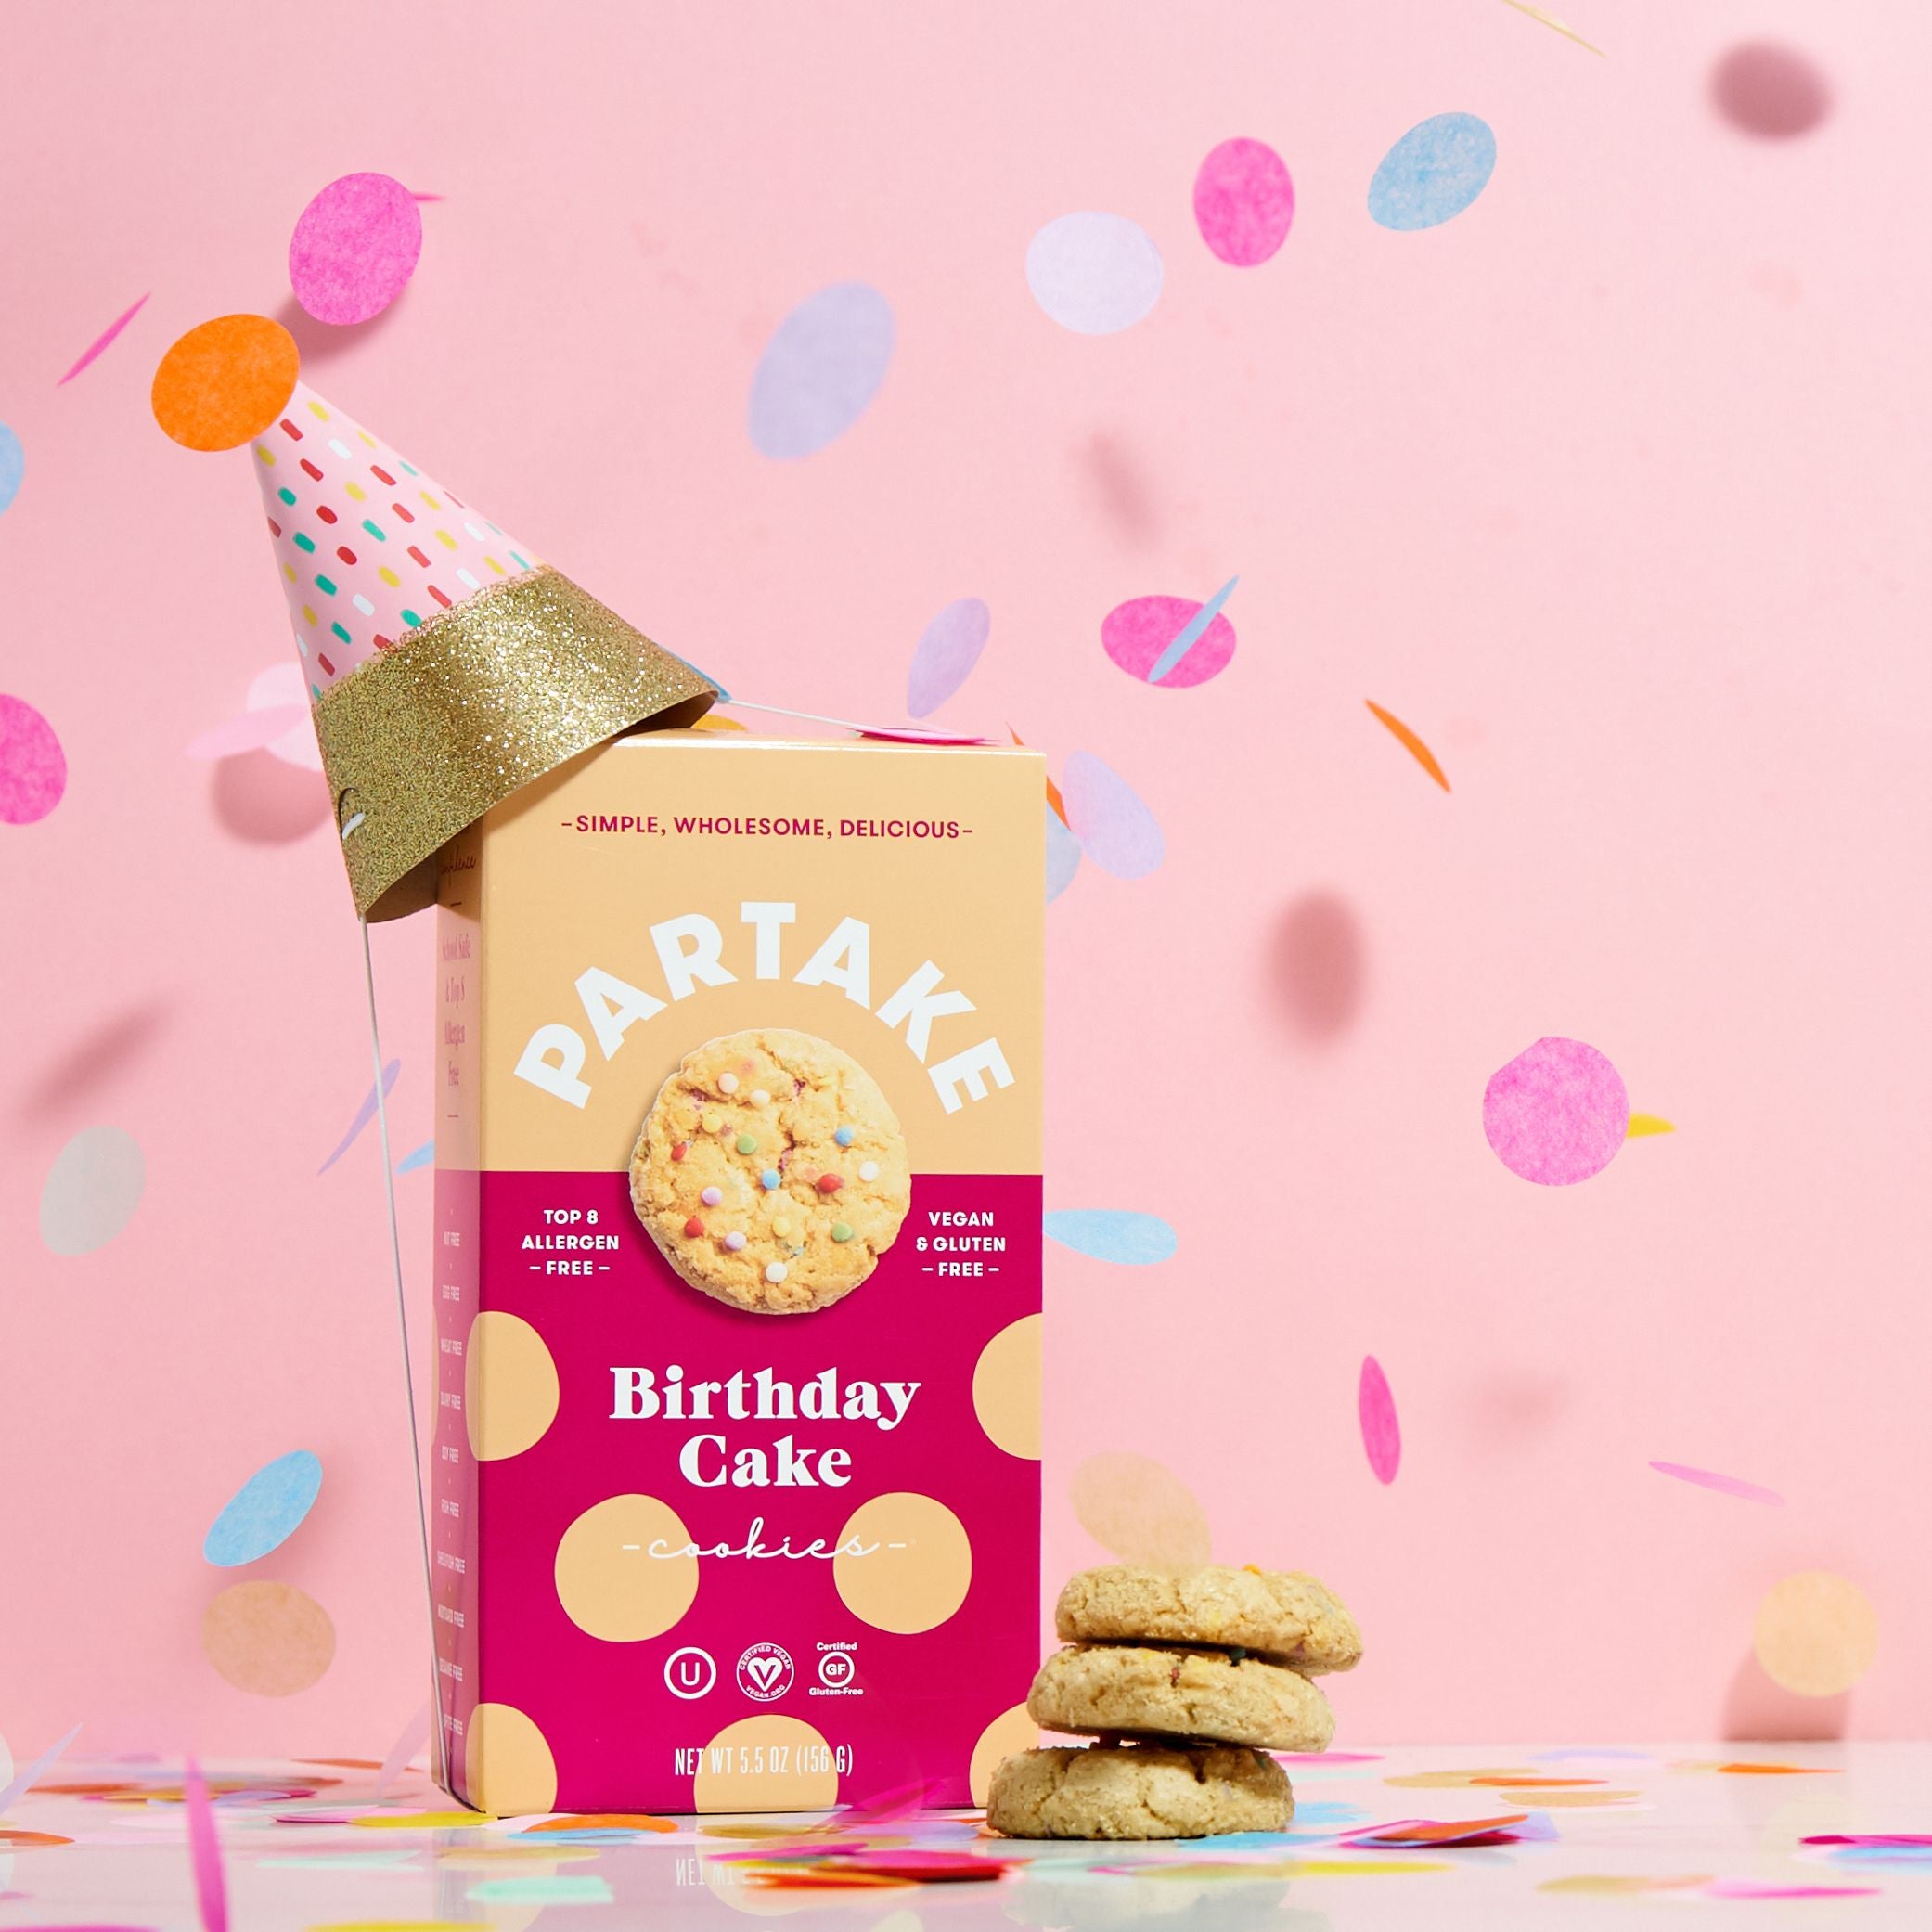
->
[433, 729, 1044, 1813]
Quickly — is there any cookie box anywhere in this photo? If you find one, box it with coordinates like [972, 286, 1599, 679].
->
[432, 728, 1044, 1813]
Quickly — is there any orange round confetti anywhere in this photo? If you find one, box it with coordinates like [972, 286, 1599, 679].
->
[201, 1578, 336, 1694]
[151, 314, 300, 451]
[1754, 1570, 1880, 1697]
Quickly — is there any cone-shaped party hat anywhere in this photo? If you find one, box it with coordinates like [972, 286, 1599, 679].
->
[253, 381, 715, 920]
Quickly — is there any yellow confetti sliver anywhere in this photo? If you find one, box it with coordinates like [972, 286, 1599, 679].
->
[1496, 1786, 1641, 1808]
[309, 1923, 489, 1931]
[1129, 1859, 1447, 1880]
[349, 1810, 493, 1829]
[1365, 701, 1449, 792]
[1385, 1767, 1539, 1789]
[1540, 1875, 1709, 1895]
[1500, 0, 1605, 56]
[1626, 1114, 1675, 1137]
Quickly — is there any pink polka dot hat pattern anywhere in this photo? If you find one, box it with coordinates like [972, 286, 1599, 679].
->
[251, 380, 542, 700]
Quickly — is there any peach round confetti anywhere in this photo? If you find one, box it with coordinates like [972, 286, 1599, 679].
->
[1754, 1571, 1879, 1696]
[151, 315, 300, 452]
[0, 694, 68, 823]
[1483, 1036, 1629, 1185]
[290, 174, 423, 325]
[1069, 1451, 1210, 1566]
[201, 1579, 336, 1695]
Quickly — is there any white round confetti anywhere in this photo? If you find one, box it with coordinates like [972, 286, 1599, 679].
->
[1026, 213, 1165, 335]
[859, 1160, 880, 1182]
[766, 1261, 788, 1284]
[718, 1073, 739, 1093]
[725, 1231, 746, 1252]
[39, 1125, 146, 1256]
[245, 663, 323, 771]
[751, 1088, 770, 1106]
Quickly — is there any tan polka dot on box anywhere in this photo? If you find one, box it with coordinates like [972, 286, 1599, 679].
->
[434, 731, 1044, 1813]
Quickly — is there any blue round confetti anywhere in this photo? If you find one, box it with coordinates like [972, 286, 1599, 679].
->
[0, 424, 22, 515]
[203, 1449, 324, 1567]
[1368, 113, 1497, 232]
[1042, 1209, 1177, 1266]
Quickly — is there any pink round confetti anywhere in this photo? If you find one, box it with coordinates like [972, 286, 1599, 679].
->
[1062, 752, 1164, 880]
[289, 174, 423, 325]
[906, 598, 991, 717]
[1193, 137, 1295, 266]
[1101, 595, 1236, 688]
[1359, 1355, 1400, 1484]
[0, 694, 68, 823]
[1483, 1037, 1629, 1186]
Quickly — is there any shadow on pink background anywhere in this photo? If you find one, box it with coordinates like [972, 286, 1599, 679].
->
[3, 1, 1928, 1756]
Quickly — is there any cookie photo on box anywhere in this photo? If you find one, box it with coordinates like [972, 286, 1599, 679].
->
[629, 1027, 912, 1313]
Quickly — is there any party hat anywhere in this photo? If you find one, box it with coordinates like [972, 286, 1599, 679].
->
[252, 381, 715, 920]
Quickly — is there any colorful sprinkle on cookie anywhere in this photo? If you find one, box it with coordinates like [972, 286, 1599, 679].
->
[725, 1231, 746, 1252]
[737, 1132, 759, 1154]
[835, 1125, 856, 1147]
[818, 1173, 844, 1193]
[831, 1222, 855, 1243]
[701, 1187, 723, 1207]
[671, 1141, 689, 1163]
[702, 1110, 724, 1134]
[772, 1216, 795, 1240]
[765, 1262, 788, 1284]
[751, 1088, 770, 1106]
[683, 1217, 704, 1238]
[718, 1072, 740, 1094]
[761, 1168, 782, 1190]
[859, 1161, 880, 1182]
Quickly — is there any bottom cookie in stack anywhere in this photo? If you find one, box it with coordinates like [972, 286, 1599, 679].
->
[988, 1561, 1362, 1840]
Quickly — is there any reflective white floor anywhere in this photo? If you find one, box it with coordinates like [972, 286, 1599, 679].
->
[3, 1742, 1927, 1930]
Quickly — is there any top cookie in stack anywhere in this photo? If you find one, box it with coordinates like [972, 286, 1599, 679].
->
[988, 1563, 1361, 1839]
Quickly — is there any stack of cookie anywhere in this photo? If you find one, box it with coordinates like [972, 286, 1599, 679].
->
[988, 1562, 1362, 1839]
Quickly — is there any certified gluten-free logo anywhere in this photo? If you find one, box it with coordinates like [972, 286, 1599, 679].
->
[737, 1642, 794, 1703]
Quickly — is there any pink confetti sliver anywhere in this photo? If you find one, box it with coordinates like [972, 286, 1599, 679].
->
[1359, 1355, 1400, 1484]
[0, 693, 68, 824]
[184, 1760, 228, 1932]
[1483, 1036, 1629, 1185]
[184, 705, 311, 761]
[1062, 752, 1164, 880]
[1101, 594, 1236, 688]
[290, 173, 423, 325]
[58, 292, 149, 386]
[1705, 1879, 1879, 1900]
[1650, 1461, 1784, 1506]
[1193, 137, 1296, 266]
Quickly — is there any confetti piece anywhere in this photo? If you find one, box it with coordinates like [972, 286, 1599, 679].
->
[1626, 1113, 1675, 1137]
[58, 292, 150, 386]
[1062, 752, 1164, 879]
[1499, 0, 1604, 56]
[1359, 1356, 1401, 1484]
[1385, 1767, 1541, 1789]
[906, 597, 991, 718]
[1540, 1874, 1710, 1894]
[465, 1875, 613, 1902]
[185, 705, 311, 761]
[0, 1827, 77, 1847]
[1483, 1037, 1629, 1185]
[290, 174, 424, 325]
[350, 1810, 494, 1829]
[1008, 727, 1068, 823]
[0, 422, 21, 513]
[1364, 701, 1449, 791]
[395, 1140, 432, 1175]
[839, 1850, 1014, 1881]
[39, 1127, 145, 1256]
[1712, 43, 1831, 139]
[243, 664, 323, 771]
[203, 1450, 324, 1567]
[1193, 139, 1294, 266]
[184, 1761, 227, 1932]
[0, 693, 68, 822]
[1704, 1879, 1878, 1900]
[0, 1722, 80, 1813]
[748, 283, 895, 459]
[1754, 1571, 1878, 1696]
[151, 315, 300, 452]
[1026, 213, 1165, 334]
[319, 1060, 402, 1175]
[1712, 1761, 1837, 1774]
[1649, 1462, 1783, 1506]
[524, 1812, 676, 1834]
[1103, 587, 1238, 689]
[1343, 1813, 1529, 1848]
[1043, 1209, 1177, 1265]
[1070, 1451, 1211, 1566]
[308, 1923, 504, 1930]
[1044, 802, 1081, 903]
[1368, 113, 1497, 231]
[830, 1777, 948, 1826]
[202, 1579, 336, 1695]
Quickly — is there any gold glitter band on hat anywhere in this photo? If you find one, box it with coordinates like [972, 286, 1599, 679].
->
[314, 566, 715, 921]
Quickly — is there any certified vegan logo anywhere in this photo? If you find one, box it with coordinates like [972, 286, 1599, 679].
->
[737, 1641, 794, 1702]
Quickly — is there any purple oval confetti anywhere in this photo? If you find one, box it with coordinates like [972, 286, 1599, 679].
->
[906, 598, 991, 717]
[1102, 589, 1237, 688]
[1062, 752, 1164, 880]
[290, 174, 423, 325]
[1193, 138, 1295, 266]
[1, 694, 68, 823]
[748, 283, 895, 460]
[1649, 1462, 1784, 1506]
[1484, 1037, 1629, 1186]
[1044, 801, 1081, 902]
[1359, 1355, 1401, 1484]
[318, 1060, 401, 1175]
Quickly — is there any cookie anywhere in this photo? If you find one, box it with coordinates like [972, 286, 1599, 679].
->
[1026, 1643, 1334, 1753]
[1055, 1565, 1362, 1675]
[630, 1029, 911, 1314]
[987, 1744, 1293, 1840]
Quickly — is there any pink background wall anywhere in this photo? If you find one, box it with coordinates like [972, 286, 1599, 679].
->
[4, 0, 1927, 1756]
